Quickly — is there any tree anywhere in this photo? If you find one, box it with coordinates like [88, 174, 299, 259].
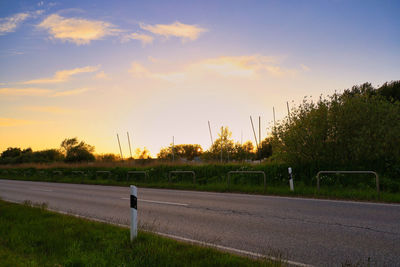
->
[232, 141, 255, 161]
[96, 153, 119, 162]
[258, 138, 273, 159]
[207, 126, 235, 161]
[158, 144, 203, 161]
[134, 147, 151, 159]
[1, 147, 22, 159]
[60, 137, 95, 162]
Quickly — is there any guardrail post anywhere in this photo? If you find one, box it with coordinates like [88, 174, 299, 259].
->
[130, 185, 138, 240]
[316, 171, 379, 195]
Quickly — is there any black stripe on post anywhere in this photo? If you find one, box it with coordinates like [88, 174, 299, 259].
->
[130, 195, 137, 210]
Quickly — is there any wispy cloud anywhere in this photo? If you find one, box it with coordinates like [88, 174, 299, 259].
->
[300, 64, 311, 72]
[0, 87, 51, 96]
[94, 70, 109, 80]
[0, 12, 30, 35]
[0, 87, 90, 97]
[129, 55, 296, 82]
[22, 65, 100, 84]
[38, 14, 120, 45]
[0, 118, 43, 127]
[22, 106, 71, 114]
[122, 32, 154, 46]
[140, 21, 206, 42]
[191, 55, 298, 78]
[51, 88, 89, 97]
[129, 62, 185, 82]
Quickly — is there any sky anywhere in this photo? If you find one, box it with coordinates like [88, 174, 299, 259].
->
[1, 0, 399, 157]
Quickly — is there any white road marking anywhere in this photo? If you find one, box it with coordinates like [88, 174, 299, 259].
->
[29, 187, 53, 192]
[140, 188, 400, 207]
[120, 198, 188, 207]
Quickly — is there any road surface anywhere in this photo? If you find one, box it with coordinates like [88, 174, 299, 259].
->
[0, 179, 399, 266]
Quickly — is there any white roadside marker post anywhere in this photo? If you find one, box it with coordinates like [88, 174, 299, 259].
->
[288, 167, 294, 191]
[130, 185, 138, 240]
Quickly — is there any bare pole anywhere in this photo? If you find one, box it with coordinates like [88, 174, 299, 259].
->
[258, 116, 261, 149]
[127, 132, 132, 159]
[287, 101, 291, 121]
[259, 116, 261, 161]
[208, 121, 213, 145]
[273, 107, 276, 127]
[250, 116, 259, 148]
[220, 127, 223, 163]
[172, 136, 175, 162]
[117, 134, 123, 160]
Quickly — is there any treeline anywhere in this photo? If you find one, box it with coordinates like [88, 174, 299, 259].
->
[0, 138, 95, 164]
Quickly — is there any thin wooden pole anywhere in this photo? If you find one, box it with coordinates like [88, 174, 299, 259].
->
[117, 134, 123, 160]
[250, 116, 259, 148]
[127, 132, 132, 159]
[208, 121, 213, 145]
[172, 136, 175, 162]
[259, 116, 261, 161]
[273, 107, 276, 127]
[220, 127, 223, 163]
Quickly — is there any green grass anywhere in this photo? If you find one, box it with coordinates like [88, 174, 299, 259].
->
[1, 173, 400, 203]
[0, 199, 279, 267]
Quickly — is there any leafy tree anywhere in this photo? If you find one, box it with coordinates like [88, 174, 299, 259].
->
[208, 126, 235, 162]
[96, 153, 119, 162]
[258, 138, 273, 159]
[31, 149, 64, 163]
[232, 141, 255, 161]
[60, 137, 95, 162]
[134, 147, 151, 159]
[158, 144, 203, 161]
[1, 147, 23, 159]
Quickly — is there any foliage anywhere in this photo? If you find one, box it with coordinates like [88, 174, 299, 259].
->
[96, 153, 120, 162]
[0, 147, 64, 164]
[272, 82, 400, 179]
[158, 144, 203, 161]
[134, 147, 151, 159]
[61, 137, 95, 163]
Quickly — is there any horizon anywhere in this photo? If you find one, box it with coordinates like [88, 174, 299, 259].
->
[1, 0, 399, 157]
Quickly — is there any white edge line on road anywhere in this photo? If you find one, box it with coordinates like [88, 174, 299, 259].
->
[140, 187, 400, 207]
[121, 198, 188, 207]
[1, 198, 312, 267]
[29, 187, 53, 192]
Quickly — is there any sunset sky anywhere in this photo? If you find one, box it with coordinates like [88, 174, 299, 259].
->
[1, 0, 399, 157]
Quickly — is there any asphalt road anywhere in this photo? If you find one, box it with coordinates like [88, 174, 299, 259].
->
[0, 179, 399, 266]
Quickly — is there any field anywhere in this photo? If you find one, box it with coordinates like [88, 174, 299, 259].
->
[1, 162, 399, 203]
[0, 199, 280, 267]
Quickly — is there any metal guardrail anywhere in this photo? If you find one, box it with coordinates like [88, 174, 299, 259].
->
[96, 171, 111, 179]
[168, 171, 196, 184]
[228, 171, 266, 192]
[72, 171, 85, 175]
[316, 171, 379, 194]
[127, 171, 148, 181]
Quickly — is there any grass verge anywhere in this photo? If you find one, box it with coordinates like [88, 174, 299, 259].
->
[0, 199, 278, 267]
